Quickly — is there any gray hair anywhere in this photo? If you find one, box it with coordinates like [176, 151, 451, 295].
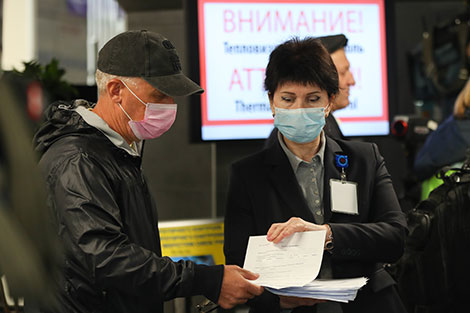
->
[95, 69, 139, 95]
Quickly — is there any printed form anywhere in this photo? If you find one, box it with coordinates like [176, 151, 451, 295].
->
[243, 230, 368, 302]
[243, 230, 326, 289]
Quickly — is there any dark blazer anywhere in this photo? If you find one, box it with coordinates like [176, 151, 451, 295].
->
[265, 114, 344, 148]
[224, 136, 408, 313]
[324, 114, 345, 140]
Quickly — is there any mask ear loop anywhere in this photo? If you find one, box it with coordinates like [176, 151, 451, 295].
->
[117, 80, 146, 122]
[324, 102, 332, 115]
[117, 102, 133, 121]
[120, 80, 147, 106]
[326, 93, 336, 113]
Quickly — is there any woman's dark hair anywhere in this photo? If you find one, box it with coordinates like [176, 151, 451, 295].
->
[264, 37, 339, 98]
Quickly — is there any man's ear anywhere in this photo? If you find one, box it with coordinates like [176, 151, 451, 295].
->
[107, 79, 123, 103]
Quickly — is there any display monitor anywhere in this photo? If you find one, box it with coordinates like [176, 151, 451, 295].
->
[192, 0, 390, 140]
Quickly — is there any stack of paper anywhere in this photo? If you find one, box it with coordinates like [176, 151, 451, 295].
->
[267, 277, 368, 303]
[243, 231, 367, 303]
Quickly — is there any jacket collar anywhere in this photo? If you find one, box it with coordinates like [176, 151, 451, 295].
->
[264, 136, 345, 223]
[75, 103, 142, 157]
[322, 137, 345, 222]
[265, 140, 313, 221]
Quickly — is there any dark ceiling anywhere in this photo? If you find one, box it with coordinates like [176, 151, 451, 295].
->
[115, 0, 466, 12]
[116, 0, 183, 12]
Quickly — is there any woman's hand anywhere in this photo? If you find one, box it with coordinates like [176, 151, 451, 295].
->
[267, 217, 328, 244]
[279, 295, 326, 309]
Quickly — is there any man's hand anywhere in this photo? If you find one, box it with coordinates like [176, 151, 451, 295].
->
[218, 265, 264, 309]
[279, 295, 326, 309]
[267, 217, 328, 244]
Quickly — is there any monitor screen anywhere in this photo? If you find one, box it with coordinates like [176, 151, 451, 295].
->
[195, 0, 389, 140]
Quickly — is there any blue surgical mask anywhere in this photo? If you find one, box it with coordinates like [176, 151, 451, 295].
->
[274, 107, 326, 143]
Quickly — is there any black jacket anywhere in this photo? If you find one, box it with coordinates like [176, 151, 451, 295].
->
[323, 114, 345, 140]
[33, 100, 223, 313]
[224, 137, 407, 313]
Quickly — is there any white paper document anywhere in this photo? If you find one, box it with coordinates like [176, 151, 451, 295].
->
[267, 277, 368, 302]
[243, 231, 368, 302]
[243, 230, 326, 289]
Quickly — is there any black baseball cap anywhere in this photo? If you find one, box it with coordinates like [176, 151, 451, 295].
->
[97, 30, 204, 97]
[318, 34, 348, 54]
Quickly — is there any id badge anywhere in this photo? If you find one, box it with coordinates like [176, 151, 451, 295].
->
[330, 179, 359, 215]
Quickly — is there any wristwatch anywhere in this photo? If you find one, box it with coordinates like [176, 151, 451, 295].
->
[325, 224, 334, 251]
[463, 106, 470, 119]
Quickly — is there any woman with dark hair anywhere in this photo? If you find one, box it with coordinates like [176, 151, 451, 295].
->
[224, 37, 407, 313]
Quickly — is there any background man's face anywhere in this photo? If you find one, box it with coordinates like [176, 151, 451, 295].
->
[330, 48, 356, 112]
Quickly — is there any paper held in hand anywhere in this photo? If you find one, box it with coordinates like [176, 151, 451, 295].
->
[243, 231, 367, 302]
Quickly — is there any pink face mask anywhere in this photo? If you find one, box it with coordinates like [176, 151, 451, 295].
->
[119, 80, 177, 140]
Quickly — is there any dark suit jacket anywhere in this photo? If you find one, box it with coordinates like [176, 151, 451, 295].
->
[224, 137, 408, 313]
[265, 114, 344, 148]
[324, 114, 344, 140]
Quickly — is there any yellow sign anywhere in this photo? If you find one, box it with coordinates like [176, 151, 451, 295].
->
[159, 218, 225, 265]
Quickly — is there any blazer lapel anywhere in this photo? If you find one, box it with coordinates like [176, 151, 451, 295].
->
[265, 141, 315, 221]
[323, 137, 344, 223]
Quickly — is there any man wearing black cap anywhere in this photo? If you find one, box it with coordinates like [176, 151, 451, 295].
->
[32, 30, 263, 313]
[265, 34, 355, 146]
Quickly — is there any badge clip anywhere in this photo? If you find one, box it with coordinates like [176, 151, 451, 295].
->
[335, 155, 349, 183]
